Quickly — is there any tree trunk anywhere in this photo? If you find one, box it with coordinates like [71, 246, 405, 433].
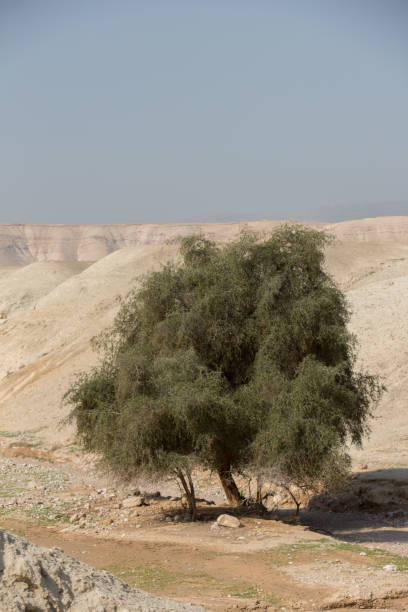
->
[216, 464, 242, 506]
[256, 475, 263, 506]
[175, 468, 197, 521]
[282, 484, 301, 516]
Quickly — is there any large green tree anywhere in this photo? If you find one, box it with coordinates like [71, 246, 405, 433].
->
[65, 226, 382, 517]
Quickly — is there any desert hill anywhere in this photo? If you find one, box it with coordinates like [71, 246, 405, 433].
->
[0, 216, 407, 470]
[1, 216, 408, 266]
[0, 221, 288, 266]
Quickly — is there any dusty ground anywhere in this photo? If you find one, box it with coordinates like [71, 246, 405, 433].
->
[1, 443, 408, 611]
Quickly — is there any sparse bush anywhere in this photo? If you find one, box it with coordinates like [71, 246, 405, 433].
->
[65, 226, 383, 518]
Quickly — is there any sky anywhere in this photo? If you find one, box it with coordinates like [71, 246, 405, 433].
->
[1, 0, 408, 224]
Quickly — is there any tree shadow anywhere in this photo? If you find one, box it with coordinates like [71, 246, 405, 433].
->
[329, 529, 408, 545]
[355, 467, 408, 482]
[307, 467, 408, 516]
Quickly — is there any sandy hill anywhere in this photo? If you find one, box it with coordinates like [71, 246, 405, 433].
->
[0, 221, 289, 266]
[1, 216, 408, 266]
[0, 216, 407, 470]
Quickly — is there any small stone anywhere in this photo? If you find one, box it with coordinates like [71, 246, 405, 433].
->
[103, 518, 114, 526]
[216, 514, 241, 528]
[210, 523, 220, 531]
[359, 551, 367, 556]
[383, 564, 397, 572]
[360, 464, 368, 470]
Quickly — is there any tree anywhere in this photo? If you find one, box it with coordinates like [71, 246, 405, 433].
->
[65, 226, 383, 517]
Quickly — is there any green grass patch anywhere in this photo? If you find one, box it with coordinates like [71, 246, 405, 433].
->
[329, 541, 408, 572]
[227, 582, 258, 599]
[1, 502, 73, 527]
[105, 561, 281, 606]
[267, 538, 408, 573]
[104, 562, 207, 591]
[23, 504, 72, 526]
[0, 430, 21, 438]
[267, 538, 328, 566]
[9, 441, 41, 448]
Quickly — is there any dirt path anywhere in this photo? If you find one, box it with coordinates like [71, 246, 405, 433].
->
[1, 452, 408, 611]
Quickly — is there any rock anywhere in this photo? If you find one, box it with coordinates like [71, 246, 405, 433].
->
[210, 523, 220, 531]
[0, 528, 207, 610]
[122, 496, 146, 508]
[360, 463, 368, 470]
[383, 564, 398, 572]
[216, 514, 241, 528]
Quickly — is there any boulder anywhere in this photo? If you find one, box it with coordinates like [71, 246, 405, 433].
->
[216, 514, 241, 528]
[123, 496, 146, 508]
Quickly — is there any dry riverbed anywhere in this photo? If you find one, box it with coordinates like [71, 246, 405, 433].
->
[1, 439, 408, 611]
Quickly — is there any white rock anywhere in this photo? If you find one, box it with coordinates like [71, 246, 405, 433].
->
[383, 564, 398, 572]
[122, 496, 145, 508]
[0, 528, 206, 611]
[216, 514, 241, 528]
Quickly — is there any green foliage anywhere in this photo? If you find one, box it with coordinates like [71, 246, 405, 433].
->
[65, 225, 383, 501]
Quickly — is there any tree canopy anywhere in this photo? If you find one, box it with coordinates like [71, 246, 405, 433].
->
[65, 226, 383, 517]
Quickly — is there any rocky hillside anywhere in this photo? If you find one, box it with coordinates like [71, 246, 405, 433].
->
[1, 216, 408, 265]
[0, 528, 205, 611]
[0, 221, 286, 265]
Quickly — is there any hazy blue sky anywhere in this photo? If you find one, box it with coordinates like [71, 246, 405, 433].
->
[1, 1, 407, 223]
